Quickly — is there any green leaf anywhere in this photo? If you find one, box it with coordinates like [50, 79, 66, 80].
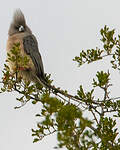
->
[33, 138, 39, 143]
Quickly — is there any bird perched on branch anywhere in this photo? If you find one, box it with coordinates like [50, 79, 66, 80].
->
[6, 9, 76, 100]
[7, 9, 48, 87]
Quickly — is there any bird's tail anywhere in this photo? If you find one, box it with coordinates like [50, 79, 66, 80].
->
[36, 76, 76, 99]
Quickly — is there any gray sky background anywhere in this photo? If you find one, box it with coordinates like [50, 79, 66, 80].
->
[0, 0, 120, 150]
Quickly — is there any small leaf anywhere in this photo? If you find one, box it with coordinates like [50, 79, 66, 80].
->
[33, 138, 39, 143]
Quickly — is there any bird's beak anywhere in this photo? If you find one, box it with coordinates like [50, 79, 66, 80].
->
[19, 25, 25, 32]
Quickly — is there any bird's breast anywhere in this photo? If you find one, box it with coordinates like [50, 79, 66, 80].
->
[6, 33, 36, 82]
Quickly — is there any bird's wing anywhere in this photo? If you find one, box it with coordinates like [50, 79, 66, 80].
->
[23, 34, 45, 79]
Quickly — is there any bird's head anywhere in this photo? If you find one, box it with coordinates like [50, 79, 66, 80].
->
[8, 9, 32, 36]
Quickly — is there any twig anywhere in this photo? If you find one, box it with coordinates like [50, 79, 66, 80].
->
[91, 109, 99, 125]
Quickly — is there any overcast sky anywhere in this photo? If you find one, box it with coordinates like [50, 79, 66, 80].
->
[0, 0, 120, 150]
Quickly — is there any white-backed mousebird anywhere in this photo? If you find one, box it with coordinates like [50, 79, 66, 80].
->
[7, 9, 47, 86]
[6, 9, 75, 99]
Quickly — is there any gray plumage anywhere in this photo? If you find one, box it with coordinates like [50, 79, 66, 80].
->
[7, 9, 46, 85]
[23, 35, 45, 81]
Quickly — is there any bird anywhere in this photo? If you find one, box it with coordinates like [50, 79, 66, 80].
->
[6, 9, 76, 99]
[6, 9, 47, 87]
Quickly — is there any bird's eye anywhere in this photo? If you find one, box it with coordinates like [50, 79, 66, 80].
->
[19, 25, 25, 32]
[15, 25, 25, 32]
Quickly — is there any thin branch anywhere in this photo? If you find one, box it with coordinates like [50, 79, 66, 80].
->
[43, 129, 57, 138]
[101, 53, 114, 58]
[0, 80, 101, 106]
[104, 109, 119, 113]
[91, 109, 99, 125]
[55, 93, 69, 103]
